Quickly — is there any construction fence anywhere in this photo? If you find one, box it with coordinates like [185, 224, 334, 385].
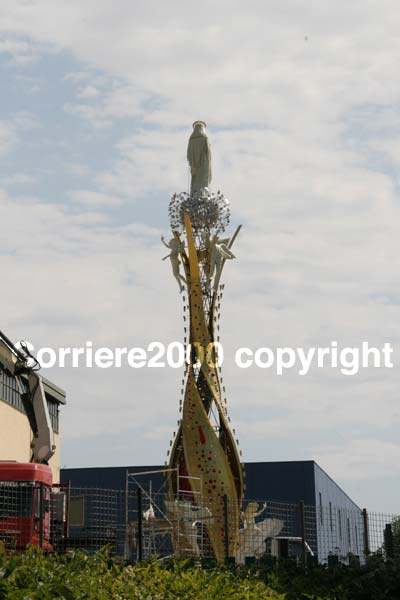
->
[1, 483, 399, 565]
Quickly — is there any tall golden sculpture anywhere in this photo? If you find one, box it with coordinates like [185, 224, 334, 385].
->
[164, 122, 243, 562]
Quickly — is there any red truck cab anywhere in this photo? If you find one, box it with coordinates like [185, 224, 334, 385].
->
[0, 462, 53, 551]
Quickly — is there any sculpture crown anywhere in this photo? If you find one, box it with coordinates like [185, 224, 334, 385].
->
[192, 120, 207, 129]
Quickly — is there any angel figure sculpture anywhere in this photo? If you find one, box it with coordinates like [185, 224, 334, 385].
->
[236, 502, 283, 565]
[161, 235, 187, 293]
[165, 499, 212, 556]
[241, 502, 267, 529]
[208, 234, 236, 289]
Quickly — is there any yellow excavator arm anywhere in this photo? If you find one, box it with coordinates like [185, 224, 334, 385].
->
[0, 330, 56, 464]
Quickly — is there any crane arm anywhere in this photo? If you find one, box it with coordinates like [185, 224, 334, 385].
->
[0, 330, 56, 464]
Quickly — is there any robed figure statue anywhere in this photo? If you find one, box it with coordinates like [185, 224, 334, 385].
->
[187, 121, 212, 195]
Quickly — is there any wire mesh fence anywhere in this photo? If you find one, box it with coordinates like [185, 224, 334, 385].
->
[0, 482, 398, 566]
[0, 481, 38, 551]
[368, 510, 400, 559]
[60, 487, 126, 555]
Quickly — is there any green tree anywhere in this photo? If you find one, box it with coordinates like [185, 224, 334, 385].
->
[391, 516, 400, 558]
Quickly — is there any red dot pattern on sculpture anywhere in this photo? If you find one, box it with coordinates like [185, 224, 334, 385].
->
[168, 213, 243, 562]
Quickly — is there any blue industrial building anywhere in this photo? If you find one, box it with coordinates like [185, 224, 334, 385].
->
[61, 460, 365, 563]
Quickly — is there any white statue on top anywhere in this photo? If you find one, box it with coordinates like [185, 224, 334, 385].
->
[187, 121, 212, 195]
[161, 236, 186, 293]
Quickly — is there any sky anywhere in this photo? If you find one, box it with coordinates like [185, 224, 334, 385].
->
[1, 0, 400, 512]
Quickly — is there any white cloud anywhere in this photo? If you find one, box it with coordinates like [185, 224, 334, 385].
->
[0, 112, 39, 157]
[64, 76, 149, 127]
[77, 85, 100, 99]
[70, 189, 126, 208]
[0, 35, 37, 63]
[0, 121, 17, 155]
[97, 129, 187, 197]
[316, 439, 400, 482]
[2, 173, 35, 185]
[0, 187, 185, 464]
